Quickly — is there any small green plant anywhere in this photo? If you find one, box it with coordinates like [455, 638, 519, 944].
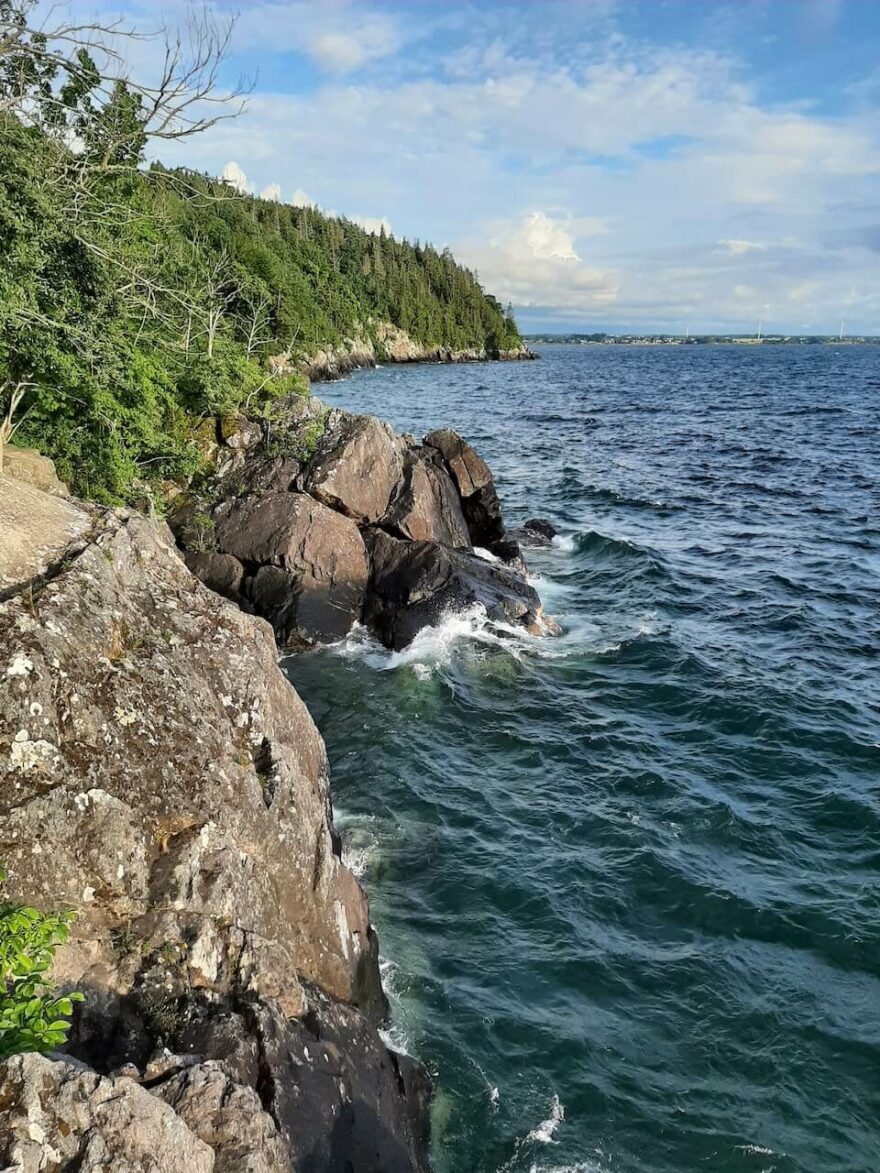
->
[0, 868, 83, 1060]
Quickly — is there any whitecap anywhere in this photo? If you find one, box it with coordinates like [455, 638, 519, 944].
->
[527, 1094, 565, 1144]
[551, 533, 577, 553]
[378, 956, 412, 1055]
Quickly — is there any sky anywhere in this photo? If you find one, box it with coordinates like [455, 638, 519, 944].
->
[62, 0, 880, 334]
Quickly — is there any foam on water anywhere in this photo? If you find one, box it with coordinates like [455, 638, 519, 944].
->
[527, 1096, 565, 1145]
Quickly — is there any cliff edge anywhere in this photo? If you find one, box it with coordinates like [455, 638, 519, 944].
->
[0, 474, 429, 1172]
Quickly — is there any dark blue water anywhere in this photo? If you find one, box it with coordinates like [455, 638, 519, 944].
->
[285, 345, 880, 1173]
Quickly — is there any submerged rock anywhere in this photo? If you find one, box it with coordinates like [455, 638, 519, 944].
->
[509, 516, 559, 548]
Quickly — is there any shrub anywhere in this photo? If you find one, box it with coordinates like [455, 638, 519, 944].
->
[0, 868, 82, 1060]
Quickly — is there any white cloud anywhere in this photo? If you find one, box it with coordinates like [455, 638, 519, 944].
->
[260, 183, 282, 201]
[462, 213, 618, 312]
[291, 188, 316, 208]
[350, 214, 392, 236]
[221, 161, 252, 194]
[501, 212, 580, 262]
[146, 7, 880, 332]
[719, 239, 766, 255]
[235, 2, 402, 75]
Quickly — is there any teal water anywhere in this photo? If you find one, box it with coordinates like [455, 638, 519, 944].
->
[284, 345, 880, 1173]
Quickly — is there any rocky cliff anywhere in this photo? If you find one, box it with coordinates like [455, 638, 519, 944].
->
[0, 474, 429, 1172]
[0, 397, 555, 1170]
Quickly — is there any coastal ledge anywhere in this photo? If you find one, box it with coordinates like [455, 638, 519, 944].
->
[0, 472, 431, 1173]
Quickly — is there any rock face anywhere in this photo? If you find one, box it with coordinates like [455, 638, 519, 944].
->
[213, 491, 369, 645]
[0, 1054, 215, 1173]
[0, 478, 429, 1172]
[294, 322, 538, 383]
[382, 448, 471, 548]
[424, 428, 505, 548]
[2, 444, 69, 496]
[299, 413, 403, 523]
[172, 397, 556, 654]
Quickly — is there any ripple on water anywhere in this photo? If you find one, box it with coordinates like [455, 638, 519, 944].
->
[286, 344, 880, 1173]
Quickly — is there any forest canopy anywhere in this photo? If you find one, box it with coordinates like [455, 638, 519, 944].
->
[0, 0, 521, 502]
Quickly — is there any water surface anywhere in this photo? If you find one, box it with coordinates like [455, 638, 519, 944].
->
[285, 344, 880, 1173]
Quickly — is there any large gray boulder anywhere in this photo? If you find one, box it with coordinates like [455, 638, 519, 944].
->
[0, 1054, 214, 1173]
[213, 491, 369, 646]
[300, 414, 404, 523]
[363, 527, 552, 651]
[424, 428, 504, 547]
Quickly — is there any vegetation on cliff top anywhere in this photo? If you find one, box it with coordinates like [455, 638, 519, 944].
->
[0, 1, 521, 503]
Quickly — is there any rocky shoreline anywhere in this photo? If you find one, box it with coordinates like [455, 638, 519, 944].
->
[294, 322, 538, 384]
[0, 385, 554, 1171]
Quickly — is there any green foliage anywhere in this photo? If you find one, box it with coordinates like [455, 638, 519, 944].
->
[0, 868, 82, 1061]
[0, 96, 522, 504]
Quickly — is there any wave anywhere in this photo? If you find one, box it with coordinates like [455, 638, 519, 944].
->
[378, 956, 412, 1055]
[331, 606, 554, 674]
[552, 528, 663, 571]
[527, 1095, 565, 1144]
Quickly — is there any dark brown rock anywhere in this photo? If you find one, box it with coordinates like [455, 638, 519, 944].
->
[363, 527, 549, 650]
[383, 449, 470, 548]
[300, 414, 404, 523]
[508, 517, 558, 549]
[424, 428, 504, 546]
[213, 491, 368, 646]
[184, 550, 245, 602]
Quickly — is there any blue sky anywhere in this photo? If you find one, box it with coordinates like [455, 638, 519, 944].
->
[77, 0, 880, 333]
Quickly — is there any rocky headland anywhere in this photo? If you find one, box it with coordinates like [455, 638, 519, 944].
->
[0, 386, 555, 1171]
[295, 322, 538, 383]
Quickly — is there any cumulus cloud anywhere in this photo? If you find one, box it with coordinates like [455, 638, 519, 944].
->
[260, 183, 282, 202]
[461, 213, 617, 312]
[291, 189, 316, 208]
[148, 5, 880, 332]
[221, 161, 252, 195]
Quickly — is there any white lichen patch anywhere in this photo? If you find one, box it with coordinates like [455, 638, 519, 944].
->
[114, 707, 138, 727]
[10, 730, 56, 772]
[7, 653, 34, 677]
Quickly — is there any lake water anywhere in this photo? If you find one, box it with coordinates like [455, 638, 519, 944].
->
[285, 344, 880, 1173]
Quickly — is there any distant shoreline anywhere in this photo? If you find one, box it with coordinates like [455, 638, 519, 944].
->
[525, 334, 879, 346]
